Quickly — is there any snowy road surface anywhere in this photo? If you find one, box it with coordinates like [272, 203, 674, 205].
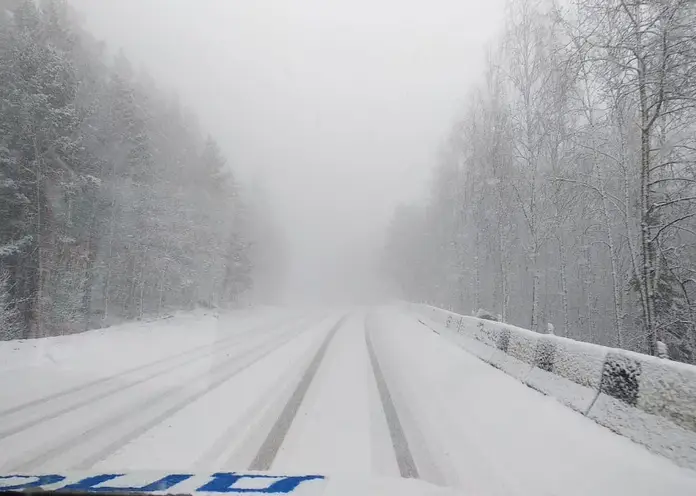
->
[1, 306, 696, 495]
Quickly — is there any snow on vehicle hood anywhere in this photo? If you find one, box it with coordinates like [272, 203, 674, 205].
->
[0, 472, 463, 496]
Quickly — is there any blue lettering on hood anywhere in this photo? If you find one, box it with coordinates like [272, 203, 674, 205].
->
[0, 473, 325, 494]
[63, 474, 193, 492]
[197, 473, 324, 493]
[0, 475, 66, 490]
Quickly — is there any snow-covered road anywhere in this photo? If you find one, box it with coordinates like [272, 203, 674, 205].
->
[1, 306, 696, 495]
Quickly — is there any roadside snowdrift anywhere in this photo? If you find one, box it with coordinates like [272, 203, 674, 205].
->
[0, 308, 282, 410]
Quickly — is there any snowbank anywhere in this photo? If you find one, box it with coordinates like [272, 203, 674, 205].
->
[0, 307, 289, 411]
[0, 309, 225, 373]
[408, 303, 696, 471]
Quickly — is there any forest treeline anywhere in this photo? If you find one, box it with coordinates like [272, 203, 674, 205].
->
[385, 0, 696, 363]
[0, 0, 272, 339]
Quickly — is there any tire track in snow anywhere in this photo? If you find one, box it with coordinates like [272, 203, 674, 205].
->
[248, 314, 347, 471]
[365, 317, 419, 479]
[0, 313, 287, 421]
[74, 316, 326, 471]
[0, 315, 293, 441]
[194, 344, 307, 470]
[5, 314, 319, 472]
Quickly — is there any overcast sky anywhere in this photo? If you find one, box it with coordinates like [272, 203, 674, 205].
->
[69, 0, 504, 302]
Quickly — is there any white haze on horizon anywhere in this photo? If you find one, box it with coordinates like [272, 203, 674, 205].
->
[68, 0, 504, 304]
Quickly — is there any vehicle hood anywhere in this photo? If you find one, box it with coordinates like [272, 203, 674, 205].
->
[0, 471, 464, 496]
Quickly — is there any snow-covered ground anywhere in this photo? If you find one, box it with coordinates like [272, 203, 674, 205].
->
[1, 305, 696, 495]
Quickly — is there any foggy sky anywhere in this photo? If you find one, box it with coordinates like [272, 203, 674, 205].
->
[69, 0, 504, 303]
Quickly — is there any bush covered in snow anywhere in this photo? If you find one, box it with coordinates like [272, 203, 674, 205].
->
[475, 308, 499, 321]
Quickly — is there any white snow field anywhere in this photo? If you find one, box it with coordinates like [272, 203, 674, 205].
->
[1, 305, 696, 496]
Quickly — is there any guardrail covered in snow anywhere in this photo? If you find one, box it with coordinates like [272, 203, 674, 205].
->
[408, 303, 696, 470]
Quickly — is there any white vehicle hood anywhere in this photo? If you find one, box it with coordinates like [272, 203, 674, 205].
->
[0, 472, 464, 496]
